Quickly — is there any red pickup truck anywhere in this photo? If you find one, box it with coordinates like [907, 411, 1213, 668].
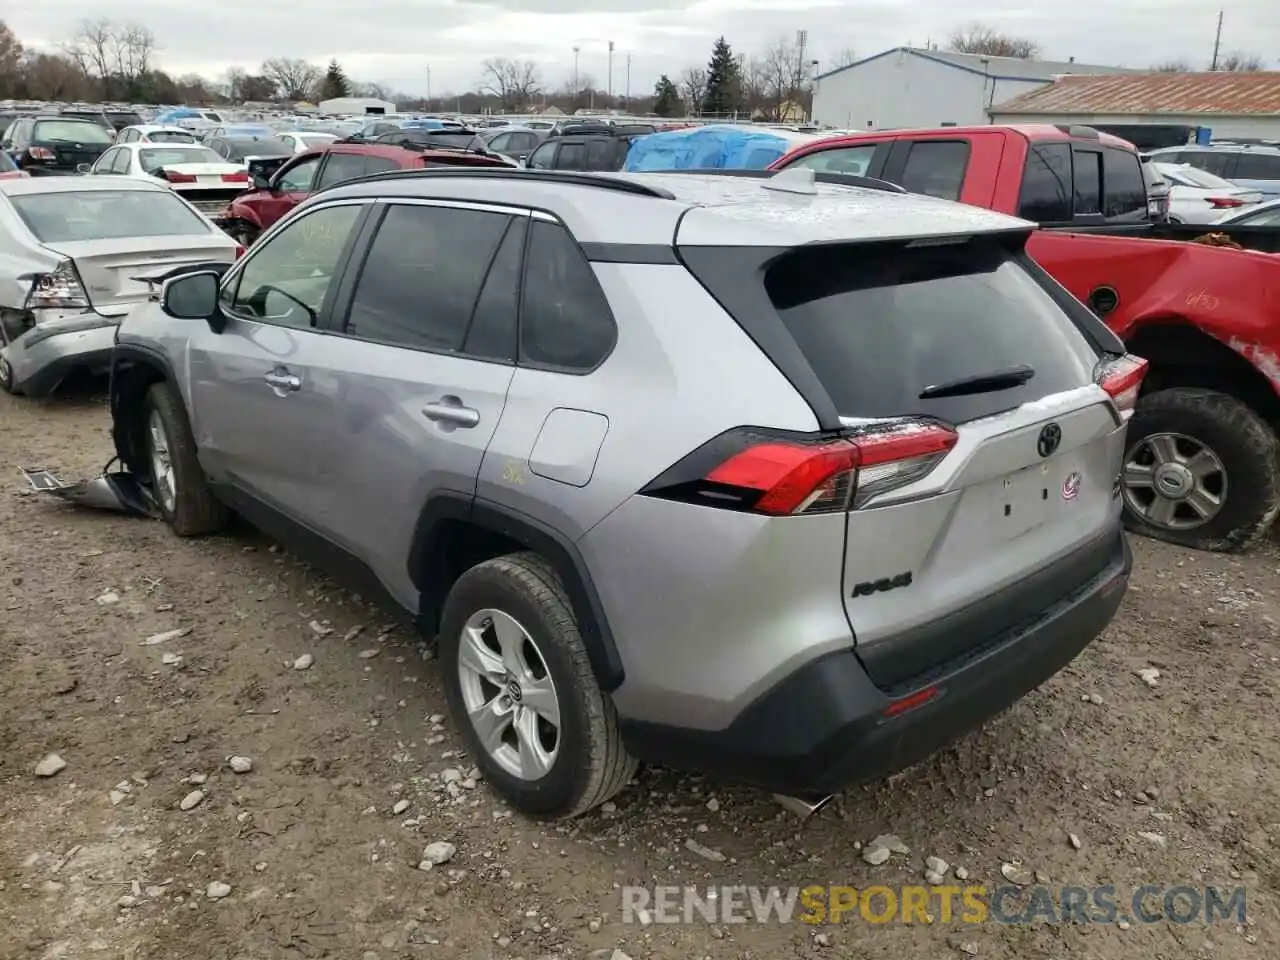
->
[772, 124, 1280, 552]
[215, 140, 510, 247]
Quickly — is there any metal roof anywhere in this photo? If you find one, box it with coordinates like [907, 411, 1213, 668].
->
[991, 72, 1280, 117]
[816, 46, 1135, 84]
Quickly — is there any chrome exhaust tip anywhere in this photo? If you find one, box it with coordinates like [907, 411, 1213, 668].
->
[773, 792, 835, 819]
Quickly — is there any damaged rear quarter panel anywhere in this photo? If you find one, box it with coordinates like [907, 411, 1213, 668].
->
[1027, 231, 1280, 396]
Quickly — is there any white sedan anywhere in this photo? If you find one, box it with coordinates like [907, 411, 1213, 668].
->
[276, 130, 341, 154]
[115, 124, 201, 145]
[0, 177, 237, 397]
[1152, 162, 1263, 224]
[86, 142, 250, 216]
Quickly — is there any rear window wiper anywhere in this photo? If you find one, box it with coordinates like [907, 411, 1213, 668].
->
[918, 364, 1035, 400]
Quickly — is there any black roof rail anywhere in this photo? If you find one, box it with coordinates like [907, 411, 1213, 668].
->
[327, 167, 678, 199]
[643, 168, 908, 194]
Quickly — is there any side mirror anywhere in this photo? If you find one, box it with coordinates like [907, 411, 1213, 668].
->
[252, 174, 272, 189]
[76, 163, 91, 174]
[161, 271, 225, 332]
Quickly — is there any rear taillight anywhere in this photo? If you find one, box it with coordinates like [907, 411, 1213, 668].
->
[27, 146, 56, 161]
[222, 171, 249, 183]
[642, 422, 959, 515]
[233, 244, 246, 259]
[25, 259, 89, 310]
[1096, 354, 1148, 419]
[163, 170, 197, 183]
[1207, 197, 1245, 208]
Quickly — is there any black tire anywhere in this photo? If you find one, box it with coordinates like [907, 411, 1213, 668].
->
[0, 355, 18, 396]
[1122, 388, 1280, 552]
[145, 382, 228, 537]
[225, 222, 260, 248]
[438, 551, 637, 819]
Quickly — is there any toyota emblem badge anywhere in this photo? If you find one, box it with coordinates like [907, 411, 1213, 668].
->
[1037, 422, 1062, 458]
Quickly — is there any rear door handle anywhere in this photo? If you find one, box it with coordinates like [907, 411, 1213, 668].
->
[422, 398, 481, 428]
[264, 371, 301, 392]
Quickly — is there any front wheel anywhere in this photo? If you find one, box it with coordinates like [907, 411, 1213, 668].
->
[1121, 388, 1280, 552]
[224, 221, 260, 248]
[144, 382, 228, 536]
[0, 355, 18, 395]
[438, 552, 636, 818]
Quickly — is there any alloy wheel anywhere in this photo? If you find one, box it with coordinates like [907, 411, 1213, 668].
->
[147, 410, 177, 514]
[1123, 431, 1227, 531]
[456, 608, 561, 781]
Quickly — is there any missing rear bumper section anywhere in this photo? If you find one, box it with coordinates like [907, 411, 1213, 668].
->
[619, 530, 1131, 796]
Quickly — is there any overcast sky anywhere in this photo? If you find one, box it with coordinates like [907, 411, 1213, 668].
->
[9, 0, 1280, 97]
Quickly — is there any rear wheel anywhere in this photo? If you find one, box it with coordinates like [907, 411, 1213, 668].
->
[0, 355, 17, 395]
[224, 221, 260, 248]
[144, 382, 228, 536]
[1122, 388, 1280, 552]
[438, 552, 636, 818]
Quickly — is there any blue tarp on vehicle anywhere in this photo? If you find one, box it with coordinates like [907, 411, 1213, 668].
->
[623, 125, 803, 172]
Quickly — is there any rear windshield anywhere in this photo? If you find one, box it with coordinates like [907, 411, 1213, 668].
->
[378, 131, 482, 150]
[149, 130, 199, 143]
[32, 120, 114, 144]
[140, 146, 225, 171]
[228, 139, 292, 158]
[761, 238, 1101, 422]
[11, 190, 210, 243]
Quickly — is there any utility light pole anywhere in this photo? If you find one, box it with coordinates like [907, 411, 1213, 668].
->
[608, 40, 615, 105]
[1211, 9, 1223, 70]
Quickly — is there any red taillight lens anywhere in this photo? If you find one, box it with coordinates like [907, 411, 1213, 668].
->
[28, 146, 56, 160]
[1208, 197, 1245, 208]
[1096, 354, 1148, 419]
[222, 171, 248, 183]
[646, 422, 958, 516]
[163, 170, 197, 183]
[233, 244, 246, 259]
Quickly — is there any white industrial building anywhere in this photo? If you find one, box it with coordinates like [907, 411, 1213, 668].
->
[811, 47, 1137, 131]
[990, 72, 1280, 141]
[317, 96, 396, 116]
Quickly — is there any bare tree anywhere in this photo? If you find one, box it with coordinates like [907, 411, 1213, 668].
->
[112, 23, 155, 84]
[680, 66, 707, 115]
[0, 20, 22, 95]
[757, 36, 804, 122]
[62, 19, 156, 96]
[478, 57, 541, 111]
[1218, 51, 1266, 71]
[830, 47, 857, 70]
[19, 51, 92, 100]
[1151, 59, 1192, 72]
[948, 21, 1040, 59]
[62, 19, 114, 85]
[738, 56, 765, 117]
[262, 57, 322, 100]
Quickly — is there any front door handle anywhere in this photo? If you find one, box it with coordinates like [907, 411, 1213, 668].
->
[264, 371, 301, 392]
[422, 397, 480, 428]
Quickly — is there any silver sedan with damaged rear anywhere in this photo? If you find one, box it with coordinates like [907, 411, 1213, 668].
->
[0, 177, 239, 397]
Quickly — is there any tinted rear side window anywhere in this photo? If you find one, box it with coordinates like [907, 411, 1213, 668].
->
[520, 220, 616, 370]
[762, 239, 1100, 423]
[556, 142, 585, 169]
[1182, 151, 1235, 178]
[344, 204, 512, 352]
[899, 141, 969, 200]
[1102, 147, 1148, 221]
[1018, 143, 1072, 222]
[1073, 150, 1102, 215]
[1234, 153, 1280, 179]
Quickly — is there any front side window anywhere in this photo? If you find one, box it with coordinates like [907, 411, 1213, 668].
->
[93, 148, 119, 173]
[899, 141, 970, 201]
[1234, 153, 1280, 179]
[343, 204, 512, 352]
[1017, 143, 1072, 222]
[109, 149, 133, 174]
[520, 220, 617, 371]
[225, 204, 363, 328]
[277, 157, 321, 193]
[527, 143, 555, 169]
[1181, 150, 1235, 178]
[556, 142, 585, 169]
[785, 144, 879, 176]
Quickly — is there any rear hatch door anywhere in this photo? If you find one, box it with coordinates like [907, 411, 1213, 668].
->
[761, 233, 1126, 689]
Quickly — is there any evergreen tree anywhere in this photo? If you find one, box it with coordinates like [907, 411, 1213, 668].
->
[652, 74, 680, 117]
[319, 59, 350, 100]
[701, 37, 740, 116]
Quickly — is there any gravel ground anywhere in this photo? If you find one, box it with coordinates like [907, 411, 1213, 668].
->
[2, 389, 1279, 960]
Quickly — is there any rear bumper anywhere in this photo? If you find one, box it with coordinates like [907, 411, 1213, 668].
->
[1, 318, 118, 397]
[619, 529, 1131, 795]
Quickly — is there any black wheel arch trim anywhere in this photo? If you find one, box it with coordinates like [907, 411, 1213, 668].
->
[108, 343, 182, 471]
[409, 492, 625, 691]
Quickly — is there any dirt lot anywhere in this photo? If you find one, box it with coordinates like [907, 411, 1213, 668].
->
[2, 389, 1279, 960]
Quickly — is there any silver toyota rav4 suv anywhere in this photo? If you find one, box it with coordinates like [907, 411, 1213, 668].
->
[107, 167, 1141, 818]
